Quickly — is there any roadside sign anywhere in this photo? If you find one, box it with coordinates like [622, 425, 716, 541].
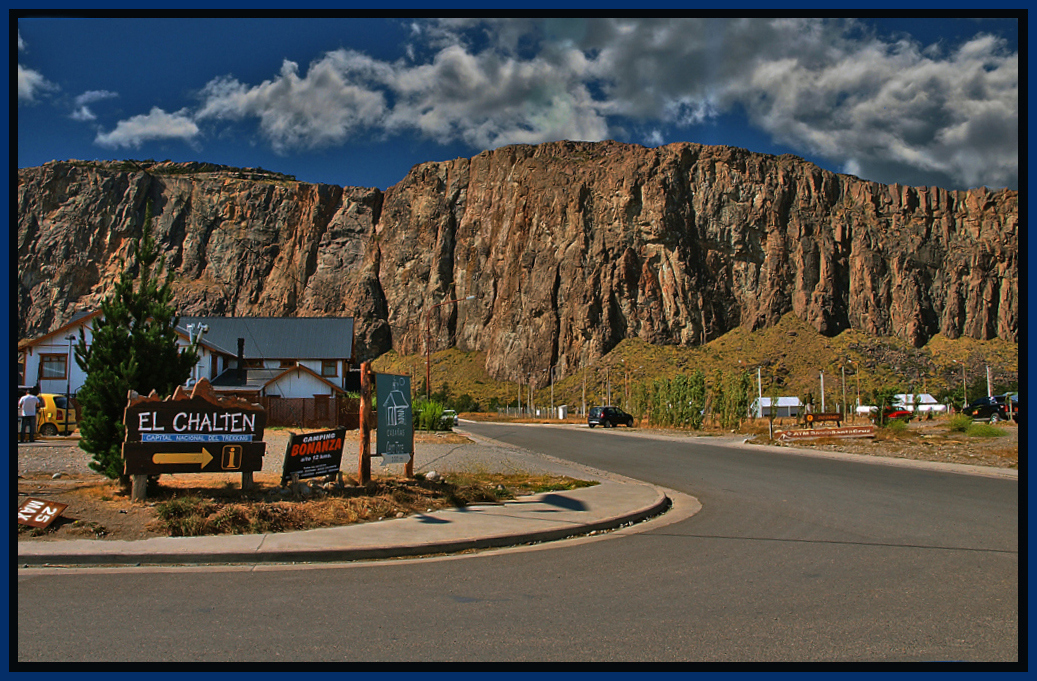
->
[281, 428, 346, 483]
[18, 497, 68, 529]
[805, 413, 843, 428]
[376, 374, 412, 464]
[121, 378, 266, 476]
[779, 426, 876, 440]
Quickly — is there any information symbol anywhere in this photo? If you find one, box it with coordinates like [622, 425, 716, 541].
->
[222, 445, 242, 470]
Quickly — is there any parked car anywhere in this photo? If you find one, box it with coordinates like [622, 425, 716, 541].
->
[588, 406, 634, 428]
[36, 393, 77, 436]
[964, 394, 1018, 423]
[877, 406, 913, 422]
[441, 409, 459, 426]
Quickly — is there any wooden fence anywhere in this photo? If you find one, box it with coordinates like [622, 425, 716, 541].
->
[259, 395, 360, 430]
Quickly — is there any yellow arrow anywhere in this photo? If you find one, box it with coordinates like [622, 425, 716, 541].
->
[152, 447, 214, 469]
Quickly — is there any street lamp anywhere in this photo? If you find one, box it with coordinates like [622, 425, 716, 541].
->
[425, 295, 475, 400]
[64, 335, 75, 436]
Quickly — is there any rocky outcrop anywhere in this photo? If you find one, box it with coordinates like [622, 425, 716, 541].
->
[18, 142, 1018, 386]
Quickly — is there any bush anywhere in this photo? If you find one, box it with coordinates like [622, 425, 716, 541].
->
[966, 422, 1007, 438]
[414, 399, 449, 431]
[882, 419, 909, 435]
[947, 414, 972, 432]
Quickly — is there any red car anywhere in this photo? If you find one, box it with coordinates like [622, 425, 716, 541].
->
[880, 407, 913, 422]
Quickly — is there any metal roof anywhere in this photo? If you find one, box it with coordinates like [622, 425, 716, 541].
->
[754, 397, 804, 407]
[177, 316, 353, 361]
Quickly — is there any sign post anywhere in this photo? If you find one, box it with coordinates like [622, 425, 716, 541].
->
[121, 379, 266, 500]
[376, 373, 413, 473]
[358, 362, 372, 484]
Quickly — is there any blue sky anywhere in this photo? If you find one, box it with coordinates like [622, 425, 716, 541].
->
[17, 15, 1019, 191]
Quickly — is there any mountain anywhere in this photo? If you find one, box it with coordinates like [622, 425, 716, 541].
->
[17, 141, 1018, 387]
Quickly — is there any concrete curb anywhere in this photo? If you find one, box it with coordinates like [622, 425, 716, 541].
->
[17, 482, 671, 567]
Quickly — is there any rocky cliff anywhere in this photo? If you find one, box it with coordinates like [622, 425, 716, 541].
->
[17, 142, 1018, 386]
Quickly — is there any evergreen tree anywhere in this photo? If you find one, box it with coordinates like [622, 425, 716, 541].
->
[74, 203, 198, 482]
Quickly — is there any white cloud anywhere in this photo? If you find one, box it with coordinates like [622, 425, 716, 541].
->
[95, 107, 200, 148]
[103, 17, 1017, 189]
[17, 34, 57, 103]
[70, 89, 118, 121]
[18, 64, 56, 103]
[195, 53, 389, 153]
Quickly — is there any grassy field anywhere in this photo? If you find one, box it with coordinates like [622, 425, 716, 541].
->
[372, 313, 1018, 415]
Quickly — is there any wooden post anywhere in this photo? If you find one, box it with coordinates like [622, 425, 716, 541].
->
[131, 474, 147, 502]
[358, 361, 372, 485]
[406, 410, 415, 478]
[241, 470, 254, 491]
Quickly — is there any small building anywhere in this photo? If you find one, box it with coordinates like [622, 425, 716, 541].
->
[750, 396, 803, 418]
[894, 393, 948, 413]
[19, 313, 357, 428]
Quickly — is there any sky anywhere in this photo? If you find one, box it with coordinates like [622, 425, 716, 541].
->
[16, 15, 1020, 192]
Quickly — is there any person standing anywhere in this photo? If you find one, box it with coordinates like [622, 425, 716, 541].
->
[18, 389, 41, 443]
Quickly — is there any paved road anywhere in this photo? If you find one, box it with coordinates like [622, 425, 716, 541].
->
[17, 423, 1018, 663]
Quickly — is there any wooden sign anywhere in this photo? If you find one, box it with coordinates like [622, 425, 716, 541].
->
[122, 378, 266, 477]
[804, 412, 843, 428]
[18, 497, 68, 529]
[376, 373, 412, 464]
[779, 426, 876, 441]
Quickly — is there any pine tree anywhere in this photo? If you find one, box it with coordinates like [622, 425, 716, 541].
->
[74, 202, 198, 482]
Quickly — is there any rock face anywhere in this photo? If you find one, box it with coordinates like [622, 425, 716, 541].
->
[18, 142, 1018, 386]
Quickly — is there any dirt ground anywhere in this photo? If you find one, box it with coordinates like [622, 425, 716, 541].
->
[17, 418, 1018, 543]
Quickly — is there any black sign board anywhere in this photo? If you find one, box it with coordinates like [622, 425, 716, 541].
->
[281, 428, 346, 483]
[122, 379, 266, 476]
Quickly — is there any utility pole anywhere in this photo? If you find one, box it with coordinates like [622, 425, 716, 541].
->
[820, 370, 826, 412]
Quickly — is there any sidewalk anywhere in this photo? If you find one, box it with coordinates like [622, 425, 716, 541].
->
[17, 431, 675, 568]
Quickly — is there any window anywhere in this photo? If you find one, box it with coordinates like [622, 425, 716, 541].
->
[321, 360, 337, 377]
[279, 360, 297, 368]
[40, 354, 68, 380]
[243, 359, 264, 369]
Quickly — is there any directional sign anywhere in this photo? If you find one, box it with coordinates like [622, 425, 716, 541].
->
[123, 442, 265, 475]
[153, 448, 215, 468]
[121, 379, 266, 476]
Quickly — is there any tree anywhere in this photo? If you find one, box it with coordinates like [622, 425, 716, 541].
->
[74, 202, 198, 482]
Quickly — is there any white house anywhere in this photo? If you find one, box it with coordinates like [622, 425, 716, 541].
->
[19, 313, 355, 400]
[749, 396, 803, 418]
[894, 393, 948, 413]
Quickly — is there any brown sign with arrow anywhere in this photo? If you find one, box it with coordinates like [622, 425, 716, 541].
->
[121, 378, 266, 476]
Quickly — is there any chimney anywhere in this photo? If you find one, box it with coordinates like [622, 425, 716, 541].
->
[237, 338, 245, 382]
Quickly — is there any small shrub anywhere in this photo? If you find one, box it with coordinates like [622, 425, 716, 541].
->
[947, 414, 972, 432]
[966, 422, 1007, 438]
[882, 419, 909, 435]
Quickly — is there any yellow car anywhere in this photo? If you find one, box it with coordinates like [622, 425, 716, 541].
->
[36, 393, 77, 436]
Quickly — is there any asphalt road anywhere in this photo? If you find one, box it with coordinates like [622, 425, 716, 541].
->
[17, 423, 1018, 663]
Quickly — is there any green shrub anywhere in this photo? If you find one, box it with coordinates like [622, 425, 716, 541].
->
[883, 419, 909, 435]
[965, 422, 1007, 438]
[414, 399, 448, 431]
[947, 414, 972, 432]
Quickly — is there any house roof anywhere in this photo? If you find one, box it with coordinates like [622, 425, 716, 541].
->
[210, 364, 346, 394]
[20, 310, 103, 349]
[177, 316, 353, 361]
[895, 393, 938, 404]
[754, 397, 804, 407]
